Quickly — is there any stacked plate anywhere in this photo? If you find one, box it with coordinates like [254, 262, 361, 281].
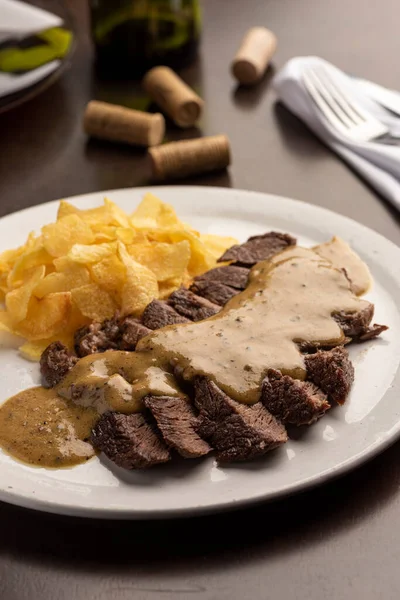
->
[0, 0, 75, 113]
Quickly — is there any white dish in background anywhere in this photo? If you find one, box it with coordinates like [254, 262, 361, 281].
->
[0, 186, 399, 519]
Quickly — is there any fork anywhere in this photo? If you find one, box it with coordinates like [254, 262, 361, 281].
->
[302, 63, 397, 143]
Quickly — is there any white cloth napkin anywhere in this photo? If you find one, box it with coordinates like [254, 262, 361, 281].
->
[273, 57, 400, 212]
[0, 0, 62, 99]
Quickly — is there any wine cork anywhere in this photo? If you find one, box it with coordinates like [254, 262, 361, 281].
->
[143, 66, 203, 128]
[83, 100, 165, 147]
[149, 135, 231, 181]
[231, 27, 277, 85]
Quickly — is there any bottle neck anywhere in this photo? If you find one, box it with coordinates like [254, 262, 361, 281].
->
[89, 0, 201, 80]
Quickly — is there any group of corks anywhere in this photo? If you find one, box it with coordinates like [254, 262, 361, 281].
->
[83, 27, 277, 181]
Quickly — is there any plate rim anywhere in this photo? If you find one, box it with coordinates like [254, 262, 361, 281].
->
[0, 185, 399, 520]
[1, 184, 399, 256]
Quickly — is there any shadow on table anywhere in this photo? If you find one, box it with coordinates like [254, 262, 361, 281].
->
[232, 66, 276, 111]
[150, 170, 233, 189]
[273, 102, 333, 161]
[1, 438, 400, 576]
[84, 137, 232, 189]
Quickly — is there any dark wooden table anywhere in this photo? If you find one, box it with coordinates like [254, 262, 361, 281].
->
[1, 1, 400, 598]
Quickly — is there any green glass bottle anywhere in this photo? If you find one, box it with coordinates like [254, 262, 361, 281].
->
[89, 0, 201, 79]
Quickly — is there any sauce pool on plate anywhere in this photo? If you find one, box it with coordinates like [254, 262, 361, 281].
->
[0, 387, 97, 468]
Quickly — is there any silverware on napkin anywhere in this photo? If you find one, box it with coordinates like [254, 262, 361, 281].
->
[302, 63, 398, 144]
[272, 56, 400, 211]
[356, 79, 400, 118]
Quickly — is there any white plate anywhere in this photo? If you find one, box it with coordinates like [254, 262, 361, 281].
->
[0, 186, 399, 519]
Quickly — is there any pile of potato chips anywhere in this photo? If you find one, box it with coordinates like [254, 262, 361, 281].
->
[0, 193, 237, 360]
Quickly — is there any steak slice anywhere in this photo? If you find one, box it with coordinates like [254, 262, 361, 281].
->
[298, 338, 351, 353]
[91, 411, 171, 469]
[144, 395, 211, 458]
[119, 317, 151, 350]
[40, 341, 78, 387]
[142, 300, 190, 330]
[333, 304, 374, 338]
[304, 346, 354, 405]
[261, 369, 330, 425]
[74, 317, 120, 357]
[190, 280, 239, 306]
[218, 232, 296, 266]
[194, 265, 250, 290]
[194, 377, 287, 462]
[357, 323, 388, 341]
[168, 288, 220, 321]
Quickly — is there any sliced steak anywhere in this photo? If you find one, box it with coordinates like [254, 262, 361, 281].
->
[261, 369, 330, 425]
[357, 323, 388, 341]
[190, 280, 239, 306]
[194, 265, 250, 290]
[40, 341, 78, 387]
[144, 395, 211, 458]
[142, 300, 190, 330]
[168, 288, 220, 321]
[298, 338, 351, 353]
[194, 377, 287, 462]
[333, 304, 374, 338]
[74, 317, 120, 357]
[119, 317, 151, 350]
[91, 411, 170, 469]
[218, 232, 296, 266]
[304, 346, 354, 405]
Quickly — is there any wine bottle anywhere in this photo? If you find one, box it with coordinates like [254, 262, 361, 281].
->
[89, 0, 201, 79]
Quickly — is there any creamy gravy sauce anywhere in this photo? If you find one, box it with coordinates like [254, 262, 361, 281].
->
[0, 387, 97, 468]
[137, 255, 369, 403]
[57, 351, 183, 414]
[314, 236, 371, 296]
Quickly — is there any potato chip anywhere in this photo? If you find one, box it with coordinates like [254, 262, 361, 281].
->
[144, 229, 174, 243]
[67, 302, 91, 333]
[158, 277, 183, 300]
[67, 242, 116, 264]
[42, 214, 95, 257]
[15, 292, 71, 340]
[57, 201, 108, 225]
[104, 198, 130, 228]
[34, 265, 90, 298]
[89, 224, 117, 243]
[57, 200, 80, 220]
[142, 228, 215, 275]
[90, 255, 126, 292]
[127, 240, 190, 281]
[0, 193, 238, 358]
[52, 256, 78, 272]
[115, 227, 135, 245]
[131, 193, 183, 230]
[8, 246, 53, 287]
[19, 301, 88, 360]
[165, 229, 215, 276]
[0, 310, 15, 332]
[72, 284, 116, 322]
[6, 266, 45, 323]
[0, 273, 9, 297]
[19, 339, 53, 361]
[200, 234, 239, 260]
[0, 246, 25, 273]
[118, 243, 158, 315]
[19, 333, 73, 361]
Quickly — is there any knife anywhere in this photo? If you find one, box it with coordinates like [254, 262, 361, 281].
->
[357, 79, 400, 117]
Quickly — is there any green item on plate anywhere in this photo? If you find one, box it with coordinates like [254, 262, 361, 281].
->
[0, 27, 73, 73]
